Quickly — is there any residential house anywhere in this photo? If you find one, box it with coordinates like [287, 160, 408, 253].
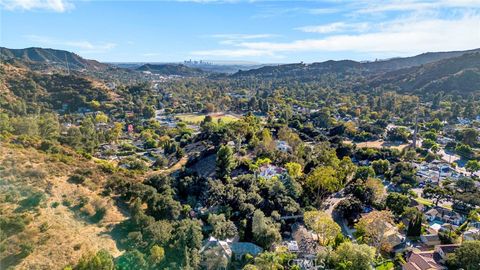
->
[199, 236, 232, 268]
[106, 82, 116, 90]
[463, 228, 480, 241]
[259, 165, 286, 180]
[199, 236, 263, 264]
[421, 234, 442, 246]
[276, 140, 292, 153]
[286, 240, 300, 253]
[383, 222, 406, 251]
[402, 251, 445, 270]
[471, 221, 480, 229]
[230, 242, 263, 260]
[425, 207, 465, 226]
[435, 244, 460, 263]
[291, 223, 321, 256]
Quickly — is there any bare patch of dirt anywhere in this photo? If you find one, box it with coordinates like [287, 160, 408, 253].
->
[344, 139, 409, 151]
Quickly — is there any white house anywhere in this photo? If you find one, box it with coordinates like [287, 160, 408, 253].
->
[259, 165, 286, 180]
[276, 140, 292, 153]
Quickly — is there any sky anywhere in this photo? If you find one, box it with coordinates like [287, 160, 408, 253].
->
[1, 0, 480, 63]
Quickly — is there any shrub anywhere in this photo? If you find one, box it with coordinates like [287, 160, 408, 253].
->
[39, 222, 49, 232]
[0, 215, 29, 236]
[62, 199, 72, 207]
[19, 191, 46, 210]
[98, 161, 116, 173]
[68, 174, 86, 184]
[23, 168, 47, 180]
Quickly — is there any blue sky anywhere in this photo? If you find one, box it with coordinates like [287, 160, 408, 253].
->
[1, 0, 479, 63]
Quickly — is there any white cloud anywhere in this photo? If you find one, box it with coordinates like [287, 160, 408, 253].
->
[296, 22, 370, 34]
[355, 0, 480, 14]
[0, 0, 74, 12]
[195, 14, 480, 58]
[24, 35, 117, 53]
[209, 33, 278, 40]
[173, 0, 248, 3]
[253, 6, 339, 19]
[307, 8, 340, 15]
[207, 33, 279, 46]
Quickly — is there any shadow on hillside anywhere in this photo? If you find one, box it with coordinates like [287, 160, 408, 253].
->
[1, 252, 29, 269]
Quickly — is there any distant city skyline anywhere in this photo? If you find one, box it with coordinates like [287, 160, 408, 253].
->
[1, 0, 479, 63]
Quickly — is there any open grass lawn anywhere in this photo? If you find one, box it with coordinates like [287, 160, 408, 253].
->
[414, 197, 453, 210]
[175, 113, 240, 124]
[414, 197, 434, 207]
[376, 261, 394, 270]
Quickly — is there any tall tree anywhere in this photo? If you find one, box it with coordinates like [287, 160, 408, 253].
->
[406, 210, 423, 237]
[333, 242, 375, 270]
[252, 210, 281, 249]
[448, 241, 480, 270]
[173, 219, 203, 269]
[466, 160, 480, 173]
[207, 214, 237, 240]
[216, 145, 234, 180]
[38, 113, 60, 140]
[116, 249, 147, 270]
[355, 211, 395, 253]
[76, 249, 114, 270]
[307, 166, 341, 204]
[304, 211, 341, 246]
[386, 192, 410, 216]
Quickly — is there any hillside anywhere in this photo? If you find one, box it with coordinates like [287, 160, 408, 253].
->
[369, 52, 480, 94]
[0, 142, 128, 269]
[363, 48, 480, 72]
[231, 48, 480, 95]
[233, 48, 480, 78]
[233, 61, 365, 79]
[0, 47, 147, 84]
[0, 47, 109, 71]
[0, 61, 114, 114]
[137, 63, 205, 76]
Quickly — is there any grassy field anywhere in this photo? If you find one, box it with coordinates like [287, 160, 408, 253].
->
[175, 113, 240, 124]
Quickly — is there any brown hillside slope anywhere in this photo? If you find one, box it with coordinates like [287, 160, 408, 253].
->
[0, 143, 127, 270]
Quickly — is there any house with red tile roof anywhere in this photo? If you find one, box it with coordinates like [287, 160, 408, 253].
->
[402, 251, 445, 270]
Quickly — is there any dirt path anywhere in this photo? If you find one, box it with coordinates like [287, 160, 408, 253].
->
[145, 155, 189, 178]
[162, 156, 188, 173]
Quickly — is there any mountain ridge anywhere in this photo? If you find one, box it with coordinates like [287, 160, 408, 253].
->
[233, 48, 480, 78]
[136, 63, 206, 76]
[0, 47, 109, 71]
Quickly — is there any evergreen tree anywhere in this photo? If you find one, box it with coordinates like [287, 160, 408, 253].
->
[216, 145, 234, 180]
[407, 212, 423, 237]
